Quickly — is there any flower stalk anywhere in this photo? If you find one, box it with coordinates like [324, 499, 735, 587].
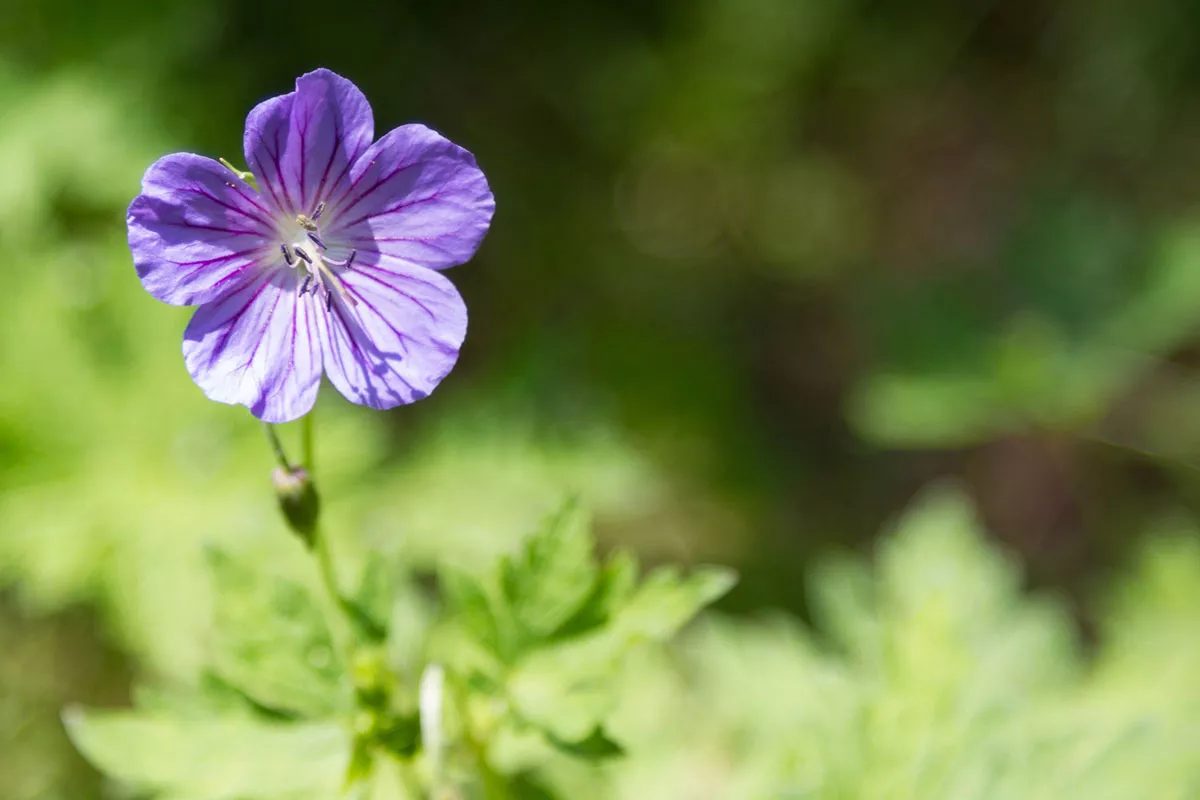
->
[266, 423, 319, 548]
[264, 414, 352, 663]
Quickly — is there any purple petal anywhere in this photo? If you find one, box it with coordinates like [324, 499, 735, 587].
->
[243, 92, 297, 215]
[316, 259, 466, 410]
[183, 269, 323, 423]
[128, 154, 276, 306]
[324, 124, 494, 271]
[244, 68, 374, 218]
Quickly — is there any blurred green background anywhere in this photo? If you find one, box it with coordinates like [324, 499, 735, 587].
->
[7, 0, 1200, 797]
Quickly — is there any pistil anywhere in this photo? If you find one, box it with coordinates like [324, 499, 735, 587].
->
[287, 242, 358, 308]
[281, 204, 359, 308]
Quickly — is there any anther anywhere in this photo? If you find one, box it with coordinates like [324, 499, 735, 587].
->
[293, 246, 312, 264]
[326, 289, 334, 311]
[312, 201, 325, 221]
[327, 249, 357, 269]
[297, 214, 319, 232]
[280, 244, 294, 266]
[307, 232, 327, 251]
[300, 275, 312, 295]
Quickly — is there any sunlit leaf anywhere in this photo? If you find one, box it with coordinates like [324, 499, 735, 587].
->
[501, 499, 598, 643]
[65, 709, 350, 799]
[206, 547, 347, 719]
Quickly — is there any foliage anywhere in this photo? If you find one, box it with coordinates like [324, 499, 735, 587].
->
[58, 486, 1200, 799]
[550, 488, 1200, 799]
[66, 501, 733, 799]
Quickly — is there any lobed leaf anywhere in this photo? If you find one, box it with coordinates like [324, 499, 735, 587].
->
[64, 708, 350, 799]
[501, 498, 599, 642]
[206, 547, 347, 718]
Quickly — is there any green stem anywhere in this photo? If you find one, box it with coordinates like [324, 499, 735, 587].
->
[313, 521, 354, 660]
[315, 524, 341, 610]
[302, 412, 315, 472]
[261, 414, 355, 682]
[298, 411, 354, 659]
[263, 423, 292, 469]
[299, 411, 336, 603]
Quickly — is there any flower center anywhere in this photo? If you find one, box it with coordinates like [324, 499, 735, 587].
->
[279, 201, 358, 310]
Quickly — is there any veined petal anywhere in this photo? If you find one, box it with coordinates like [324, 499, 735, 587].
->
[291, 70, 375, 213]
[316, 259, 466, 410]
[128, 153, 275, 306]
[243, 91, 297, 215]
[325, 124, 494, 271]
[183, 269, 323, 423]
[244, 68, 374, 217]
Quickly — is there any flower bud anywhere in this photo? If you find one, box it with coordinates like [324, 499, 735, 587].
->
[271, 466, 320, 547]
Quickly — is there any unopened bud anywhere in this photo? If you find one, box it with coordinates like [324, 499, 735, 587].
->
[271, 466, 319, 547]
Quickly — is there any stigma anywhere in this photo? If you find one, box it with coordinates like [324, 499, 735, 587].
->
[295, 201, 325, 232]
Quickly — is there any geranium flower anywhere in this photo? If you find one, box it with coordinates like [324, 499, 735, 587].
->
[127, 68, 494, 422]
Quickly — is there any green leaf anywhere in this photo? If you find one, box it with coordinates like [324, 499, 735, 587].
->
[132, 673, 264, 718]
[344, 739, 375, 790]
[633, 485, 1086, 800]
[362, 754, 414, 800]
[501, 498, 598, 641]
[508, 629, 626, 740]
[344, 551, 398, 644]
[614, 564, 737, 641]
[508, 564, 735, 742]
[440, 565, 499, 652]
[557, 548, 640, 639]
[807, 552, 880, 659]
[64, 708, 350, 799]
[207, 547, 347, 718]
[433, 566, 508, 681]
[375, 712, 422, 758]
[545, 725, 626, 761]
[507, 773, 563, 800]
[385, 581, 434, 680]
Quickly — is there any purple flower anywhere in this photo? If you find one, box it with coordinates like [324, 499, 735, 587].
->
[127, 68, 494, 422]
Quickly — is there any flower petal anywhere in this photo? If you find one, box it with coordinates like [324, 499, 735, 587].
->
[183, 269, 324, 423]
[243, 91, 296, 215]
[325, 124, 494, 271]
[244, 68, 374, 217]
[128, 153, 276, 306]
[316, 259, 467, 410]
